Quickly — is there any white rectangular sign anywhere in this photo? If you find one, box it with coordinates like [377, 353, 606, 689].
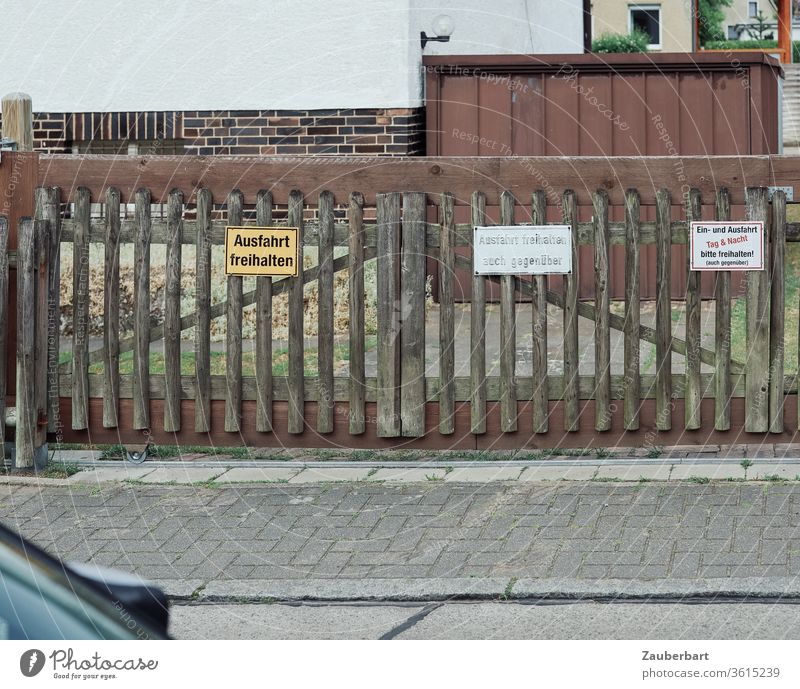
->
[473, 225, 572, 275]
[690, 221, 764, 271]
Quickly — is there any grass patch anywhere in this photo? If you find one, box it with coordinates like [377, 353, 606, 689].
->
[686, 475, 710, 484]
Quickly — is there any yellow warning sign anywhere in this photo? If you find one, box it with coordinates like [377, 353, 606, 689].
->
[224, 226, 299, 277]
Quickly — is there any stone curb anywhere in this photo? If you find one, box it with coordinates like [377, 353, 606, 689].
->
[191, 577, 800, 602]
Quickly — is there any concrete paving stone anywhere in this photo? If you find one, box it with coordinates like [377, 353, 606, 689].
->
[138, 467, 225, 484]
[595, 463, 674, 481]
[518, 465, 598, 481]
[669, 463, 745, 480]
[215, 467, 301, 483]
[369, 468, 447, 483]
[443, 467, 524, 482]
[69, 466, 157, 483]
[749, 464, 800, 480]
[288, 468, 372, 483]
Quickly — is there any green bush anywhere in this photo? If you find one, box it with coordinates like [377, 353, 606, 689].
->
[704, 39, 777, 50]
[591, 30, 650, 54]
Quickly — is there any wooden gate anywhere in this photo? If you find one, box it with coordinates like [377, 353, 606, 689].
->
[3, 153, 799, 460]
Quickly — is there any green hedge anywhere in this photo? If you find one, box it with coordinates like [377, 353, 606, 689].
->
[704, 39, 800, 62]
[591, 31, 649, 54]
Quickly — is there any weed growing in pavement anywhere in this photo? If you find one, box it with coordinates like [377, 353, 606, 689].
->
[647, 446, 663, 459]
[687, 476, 710, 484]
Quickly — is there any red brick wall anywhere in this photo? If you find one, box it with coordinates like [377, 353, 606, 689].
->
[0, 108, 426, 156]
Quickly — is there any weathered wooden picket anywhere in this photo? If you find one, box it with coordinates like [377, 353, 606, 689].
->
[4, 153, 800, 460]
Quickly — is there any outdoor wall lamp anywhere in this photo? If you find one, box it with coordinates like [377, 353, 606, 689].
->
[421, 14, 454, 49]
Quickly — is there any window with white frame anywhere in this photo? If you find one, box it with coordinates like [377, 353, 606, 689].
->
[629, 4, 661, 49]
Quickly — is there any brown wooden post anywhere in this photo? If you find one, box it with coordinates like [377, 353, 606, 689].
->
[2, 93, 33, 152]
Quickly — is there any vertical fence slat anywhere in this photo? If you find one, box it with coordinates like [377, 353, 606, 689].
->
[770, 189, 786, 433]
[132, 189, 151, 430]
[531, 190, 549, 434]
[164, 189, 183, 433]
[745, 186, 770, 433]
[685, 188, 702, 430]
[255, 190, 273, 433]
[470, 191, 487, 434]
[39, 186, 61, 433]
[562, 190, 579, 432]
[401, 191, 427, 437]
[593, 189, 611, 432]
[438, 192, 455, 435]
[195, 188, 212, 433]
[16, 218, 36, 468]
[348, 191, 366, 435]
[103, 188, 121, 428]
[34, 218, 50, 452]
[287, 189, 305, 434]
[376, 192, 401, 437]
[0, 217, 7, 454]
[714, 188, 732, 431]
[71, 188, 90, 430]
[499, 191, 517, 433]
[623, 189, 641, 430]
[225, 189, 243, 433]
[317, 190, 335, 434]
[655, 188, 672, 431]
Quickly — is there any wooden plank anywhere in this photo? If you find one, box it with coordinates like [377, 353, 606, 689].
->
[562, 189, 579, 432]
[438, 192, 456, 435]
[593, 188, 611, 431]
[34, 217, 49, 450]
[745, 186, 770, 432]
[499, 190, 518, 433]
[470, 191, 487, 434]
[103, 188, 121, 428]
[287, 189, 305, 434]
[38, 154, 771, 205]
[225, 189, 244, 432]
[770, 189, 786, 433]
[655, 189, 672, 431]
[317, 190, 335, 434]
[15, 218, 36, 468]
[39, 186, 61, 433]
[132, 188, 151, 430]
[714, 188, 732, 431]
[348, 192, 366, 435]
[376, 192, 401, 437]
[195, 188, 212, 433]
[56, 217, 744, 248]
[71, 188, 91, 430]
[0, 217, 7, 454]
[401, 191, 427, 437]
[255, 190, 273, 432]
[63, 371, 756, 404]
[163, 189, 183, 433]
[685, 188, 702, 430]
[623, 189, 641, 430]
[530, 190, 549, 434]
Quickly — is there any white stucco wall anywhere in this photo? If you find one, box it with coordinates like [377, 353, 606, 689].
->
[0, 0, 583, 112]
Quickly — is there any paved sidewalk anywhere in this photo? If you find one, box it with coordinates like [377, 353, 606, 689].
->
[3, 480, 800, 600]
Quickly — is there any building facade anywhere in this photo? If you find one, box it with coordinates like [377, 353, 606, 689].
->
[590, 0, 693, 51]
[0, 0, 584, 156]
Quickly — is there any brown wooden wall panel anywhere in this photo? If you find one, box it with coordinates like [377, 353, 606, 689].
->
[425, 54, 781, 300]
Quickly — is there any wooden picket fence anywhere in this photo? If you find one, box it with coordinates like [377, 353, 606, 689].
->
[4, 153, 799, 460]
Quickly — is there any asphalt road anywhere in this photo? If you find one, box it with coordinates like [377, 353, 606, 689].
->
[169, 600, 800, 640]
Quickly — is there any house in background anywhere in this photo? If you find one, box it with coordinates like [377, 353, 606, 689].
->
[590, 0, 694, 51]
[0, 0, 585, 157]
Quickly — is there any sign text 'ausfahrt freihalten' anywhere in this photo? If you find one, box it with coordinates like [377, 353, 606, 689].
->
[690, 221, 764, 271]
[473, 225, 572, 275]
[224, 226, 299, 277]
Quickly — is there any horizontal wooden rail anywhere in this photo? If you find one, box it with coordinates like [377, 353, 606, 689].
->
[38, 154, 773, 205]
[60, 372, 769, 402]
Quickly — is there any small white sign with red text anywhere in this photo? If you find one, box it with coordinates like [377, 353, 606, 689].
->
[690, 221, 764, 271]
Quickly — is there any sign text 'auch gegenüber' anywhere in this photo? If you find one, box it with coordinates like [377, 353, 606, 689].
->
[225, 226, 299, 277]
[473, 225, 572, 275]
